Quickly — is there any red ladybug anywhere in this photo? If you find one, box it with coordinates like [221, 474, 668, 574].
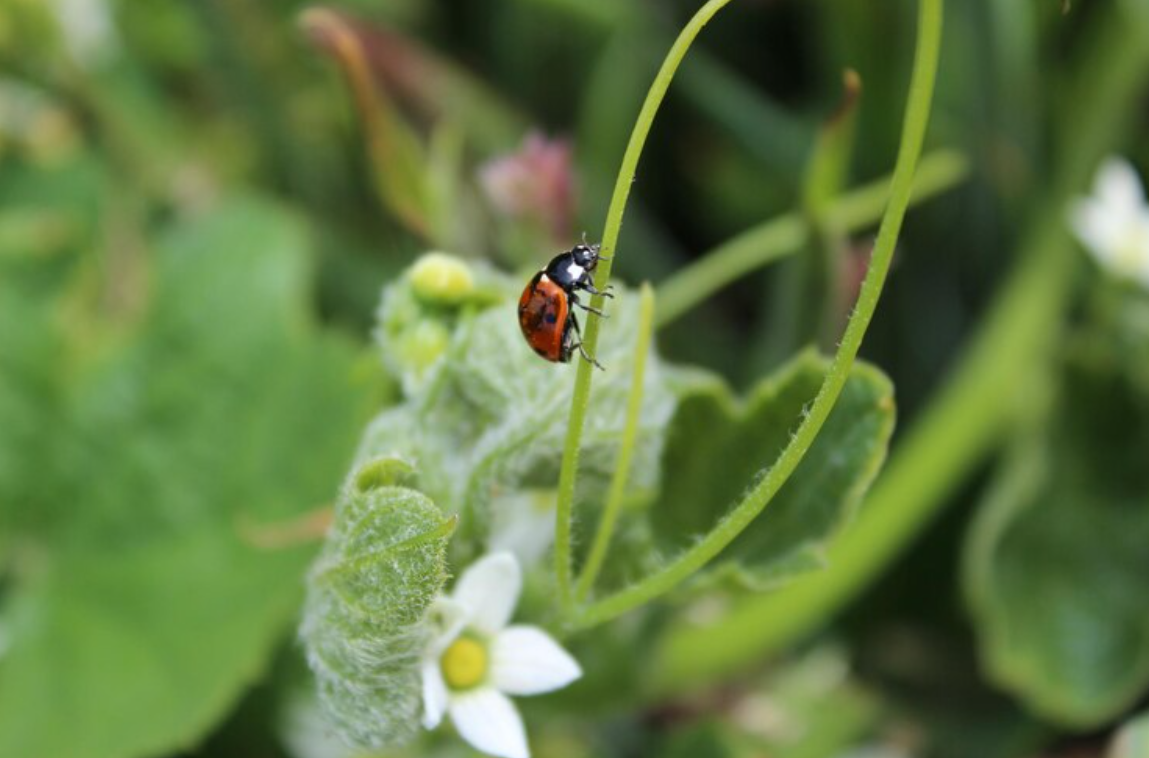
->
[518, 243, 612, 367]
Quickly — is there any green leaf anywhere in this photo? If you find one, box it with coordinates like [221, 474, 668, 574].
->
[0, 276, 65, 538]
[0, 151, 107, 539]
[0, 198, 369, 758]
[300, 482, 454, 749]
[964, 348, 1149, 726]
[0, 531, 310, 758]
[652, 351, 895, 591]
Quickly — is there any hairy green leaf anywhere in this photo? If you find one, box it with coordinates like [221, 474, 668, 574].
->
[652, 351, 895, 590]
[300, 480, 453, 749]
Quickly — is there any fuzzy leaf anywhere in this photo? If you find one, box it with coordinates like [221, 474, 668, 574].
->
[0, 198, 369, 758]
[361, 269, 677, 566]
[300, 481, 453, 749]
[652, 351, 895, 590]
[965, 348, 1149, 726]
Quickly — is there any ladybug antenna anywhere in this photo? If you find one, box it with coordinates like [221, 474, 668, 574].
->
[580, 232, 602, 253]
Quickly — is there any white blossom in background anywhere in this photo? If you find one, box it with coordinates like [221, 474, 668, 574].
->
[1069, 157, 1149, 289]
[49, 0, 118, 67]
[422, 552, 581, 758]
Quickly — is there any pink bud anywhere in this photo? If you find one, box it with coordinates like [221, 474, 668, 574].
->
[479, 132, 575, 241]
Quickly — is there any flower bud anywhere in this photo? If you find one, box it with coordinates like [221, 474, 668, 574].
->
[409, 252, 474, 305]
[354, 456, 416, 493]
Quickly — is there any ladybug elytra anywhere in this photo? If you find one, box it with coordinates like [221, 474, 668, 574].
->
[517, 243, 612, 368]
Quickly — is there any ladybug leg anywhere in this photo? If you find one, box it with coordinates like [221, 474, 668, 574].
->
[569, 292, 607, 317]
[567, 312, 605, 370]
[580, 282, 615, 299]
[576, 342, 605, 371]
[559, 316, 576, 363]
[576, 302, 607, 316]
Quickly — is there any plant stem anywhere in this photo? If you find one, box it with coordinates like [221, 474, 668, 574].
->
[553, 0, 739, 616]
[649, 0, 1149, 692]
[655, 148, 967, 328]
[571, 0, 943, 631]
[575, 284, 656, 602]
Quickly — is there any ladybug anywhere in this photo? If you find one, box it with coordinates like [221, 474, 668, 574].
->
[518, 242, 613, 368]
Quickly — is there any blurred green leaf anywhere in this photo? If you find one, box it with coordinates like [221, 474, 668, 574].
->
[653, 351, 895, 591]
[0, 529, 311, 758]
[0, 198, 370, 758]
[661, 724, 737, 758]
[965, 344, 1149, 727]
[655, 647, 881, 758]
[0, 273, 64, 539]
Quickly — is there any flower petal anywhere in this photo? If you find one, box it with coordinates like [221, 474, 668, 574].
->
[451, 552, 521, 635]
[1096, 157, 1145, 211]
[448, 688, 530, 758]
[422, 660, 449, 729]
[491, 625, 582, 696]
[1070, 198, 1123, 262]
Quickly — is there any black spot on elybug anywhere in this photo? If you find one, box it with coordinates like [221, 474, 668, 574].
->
[545, 313, 557, 324]
[534, 347, 547, 357]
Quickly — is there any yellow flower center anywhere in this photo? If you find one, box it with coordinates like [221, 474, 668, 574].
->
[441, 636, 488, 690]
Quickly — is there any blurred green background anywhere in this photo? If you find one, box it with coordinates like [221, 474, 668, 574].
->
[2, 0, 1148, 757]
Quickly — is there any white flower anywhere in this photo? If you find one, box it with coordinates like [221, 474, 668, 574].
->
[1069, 157, 1149, 289]
[49, 0, 118, 67]
[421, 552, 581, 758]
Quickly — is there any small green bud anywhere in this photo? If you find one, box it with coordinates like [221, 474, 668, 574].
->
[354, 455, 416, 493]
[409, 252, 474, 305]
[396, 319, 451, 374]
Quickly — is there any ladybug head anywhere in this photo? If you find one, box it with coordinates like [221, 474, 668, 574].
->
[570, 243, 600, 270]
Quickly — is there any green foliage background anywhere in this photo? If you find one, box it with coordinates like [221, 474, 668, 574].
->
[1, 1, 1148, 757]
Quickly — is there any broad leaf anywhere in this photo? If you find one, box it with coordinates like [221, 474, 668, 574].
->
[0, 198, 370, 758]
[964, 347, 1149, 726]
[0, 530, 311, 758]
[652, 351, 895, 590]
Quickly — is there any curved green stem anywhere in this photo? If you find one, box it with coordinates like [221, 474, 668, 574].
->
[570, 0, 943, 631]
[649, 0, 1149, 692]
[655, 148, 967, 328]
[554, 0, 738, 615]
[575, 284, 656, 602]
